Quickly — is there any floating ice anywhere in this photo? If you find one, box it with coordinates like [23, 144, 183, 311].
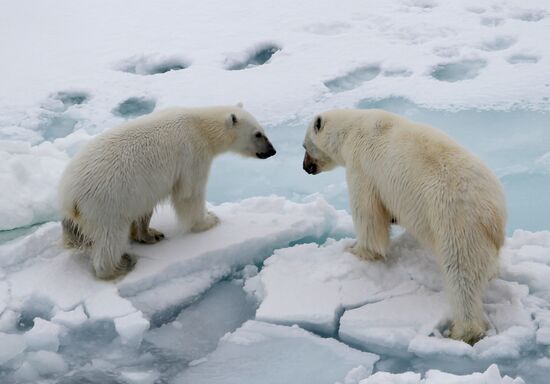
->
[114, 311, 149, 347]
[144, 280, 257, 362]
[26, 350, 68, 376]
[173, 320, 379, 384]
[24, 318, 61, 352]
[0, 333, 26, 365]
[250, 229, 546, 378]
[85, 288, 137, 320]
[360, 364, 524, 383]
[51, 305, 88, 328]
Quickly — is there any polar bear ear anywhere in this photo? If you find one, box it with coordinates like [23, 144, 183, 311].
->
[236, 102, 244, 108]
[226, 113, 238, 128]
[313, 116, 323, 133]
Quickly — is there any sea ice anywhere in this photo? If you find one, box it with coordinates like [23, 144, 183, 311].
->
[24, 318, 61, 352]
[144, 280, 256, 362]
[114, 311, 149, 347]
[25, 350, 68, 376]
[0, 333, 26, 365]
[51, 305, 88, 328]
[173, 320, 379, 384]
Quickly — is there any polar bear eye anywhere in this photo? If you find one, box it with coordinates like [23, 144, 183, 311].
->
[255, 132, 263, 139]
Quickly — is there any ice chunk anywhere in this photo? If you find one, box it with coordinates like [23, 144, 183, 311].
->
[24, 318, 61, 351]
[0, 332, 26, 364]
[4, 197, 342, 334]
[119, 197, 342, 298]
[144, 280, 256, 362]
[174, 321, 378, 384]
[16, 296, 55, 331]
[0, 142, 68, 231]
[26, 350, 68, 375]
[85, 287, 136, 319]
[360, 371, 421, 384]
[0, 280, 8, 313]
[249, 235, 434, 335]
[120, 370, 159, 384]
[51, 305, 88, 327]
[253, 230, 541, 363]
[13, 361, 39, 383]
[340, 290, 449, 355]
[0, 309, 19, 332]
[424, 363, 524, 383]
[359, 364, 524, 383]
[114, 311, 149, 347]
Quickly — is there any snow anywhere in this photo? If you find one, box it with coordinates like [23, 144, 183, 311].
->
[1, 0, 549, 382]
[0, 333, 26, 365]
[249, 231, 550, 379]
[23, 318, 61, 352]
[114, 311, 149, 347]
[173, 320, 379, 384]
[0, 0, 549, 233]
[25, 351, 68, 376]
[361, 364, 524, 384]
[51, 305, 88, 328]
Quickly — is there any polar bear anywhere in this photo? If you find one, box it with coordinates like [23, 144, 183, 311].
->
[302, 109, 506, 344]
[59, 104, 276, 279]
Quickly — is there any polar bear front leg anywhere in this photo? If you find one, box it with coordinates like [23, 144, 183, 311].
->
[172, 188, 219, 233]
[345, 169, 390, 262]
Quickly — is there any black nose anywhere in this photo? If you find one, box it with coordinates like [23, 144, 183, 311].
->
[256, 145, 276, 159]
[304, 162, 317, 174]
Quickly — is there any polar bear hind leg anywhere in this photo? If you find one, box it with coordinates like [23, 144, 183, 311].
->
[440, 234, 496, 345]
[90, 226, 136, 279]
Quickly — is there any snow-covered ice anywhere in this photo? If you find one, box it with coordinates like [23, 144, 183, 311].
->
[174, 320, 379, 384]
[248, 231, 550, 381]
[1, 0, 549, 382]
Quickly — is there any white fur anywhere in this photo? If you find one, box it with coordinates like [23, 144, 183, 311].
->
[59, 105, 272, 279]
[303, 109, 507, 344]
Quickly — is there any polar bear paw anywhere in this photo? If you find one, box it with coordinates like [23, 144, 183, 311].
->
[191, 211, 220, 233]
[450, 321, 486, 345]
[133, 227, 165, 244]
[345, 243, 385, 262]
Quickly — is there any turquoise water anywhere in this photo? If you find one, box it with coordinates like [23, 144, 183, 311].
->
[209, 98, 550, 233]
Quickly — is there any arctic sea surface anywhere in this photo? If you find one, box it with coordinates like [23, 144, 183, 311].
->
[1, 0, 549, 383]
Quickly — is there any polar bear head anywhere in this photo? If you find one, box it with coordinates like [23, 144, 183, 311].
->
[226, 105, 276, 159]
[302, 114, 340, 175]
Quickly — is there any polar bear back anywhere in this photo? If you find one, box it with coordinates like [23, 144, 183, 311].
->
[58, 106, 241, 226]
[341, 109, 506, 250]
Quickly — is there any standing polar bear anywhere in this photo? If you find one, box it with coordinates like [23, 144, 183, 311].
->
[59, 104, 276, 279]
[302, 109, 506, 344]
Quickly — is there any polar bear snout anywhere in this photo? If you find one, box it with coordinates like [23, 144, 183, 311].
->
[303, 152, 318, 175]
[255, 136, 277, 159]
